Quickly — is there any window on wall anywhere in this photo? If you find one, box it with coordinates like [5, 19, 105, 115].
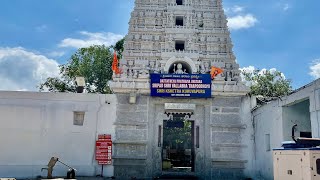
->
[176, 16, 184, 26]
[74, 111, 85, 126]
[175, 41, 185, 51]
[265, 134, 271, 151]
[176, 0, 183, 5]
[317, 159, 320, 174]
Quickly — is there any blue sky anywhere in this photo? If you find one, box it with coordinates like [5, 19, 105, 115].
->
[0, 0, 319, 91]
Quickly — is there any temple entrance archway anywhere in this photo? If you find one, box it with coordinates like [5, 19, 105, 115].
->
[168, 62, 192, 74]
[165, 56, 197, 74]
[162, 116, 195, 173]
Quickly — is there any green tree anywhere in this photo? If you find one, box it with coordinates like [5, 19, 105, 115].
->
[112, 38, 125, 59]
[39, 45, 113, 93]
[40, 38, 125, 94]
[242, 69, 292, 97]
[39, 77, 76, 93]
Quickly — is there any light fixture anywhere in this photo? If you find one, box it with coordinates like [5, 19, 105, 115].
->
[129, 92, 137, 104]
[75, 77, 85, 93]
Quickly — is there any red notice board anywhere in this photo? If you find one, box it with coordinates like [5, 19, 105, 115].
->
[96, 134, 112, 165]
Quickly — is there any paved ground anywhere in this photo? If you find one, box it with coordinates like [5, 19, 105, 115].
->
[14, 177, 114, 180]
[10, 176, 265, 180]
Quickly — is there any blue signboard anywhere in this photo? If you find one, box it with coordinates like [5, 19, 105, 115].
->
[150, 74, 212, 98]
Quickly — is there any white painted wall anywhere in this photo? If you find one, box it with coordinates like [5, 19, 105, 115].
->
[252, 100, 283, 180]
[251, 78, 320, 179]
[280, 80, 320, 139]
[240, 96, 255, 178]
[2, 79, 320, 179]
[0, 92, 117, 178]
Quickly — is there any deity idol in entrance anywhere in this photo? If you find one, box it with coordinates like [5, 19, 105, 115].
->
[174, 63, 187, 74]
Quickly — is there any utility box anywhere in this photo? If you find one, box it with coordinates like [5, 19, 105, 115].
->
[273, 148, 320, 180]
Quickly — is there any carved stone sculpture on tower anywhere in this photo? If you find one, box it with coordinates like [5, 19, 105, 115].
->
[138, 64, 150, 78]
[110, 0, 249, 95]
[174, 63, 186, 74]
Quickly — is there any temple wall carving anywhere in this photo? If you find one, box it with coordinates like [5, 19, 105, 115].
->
[110, 0, 249, 96]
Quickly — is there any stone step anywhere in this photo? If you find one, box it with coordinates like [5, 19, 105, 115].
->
[20, 177, 110, 180]
[156, 174, 198, 180]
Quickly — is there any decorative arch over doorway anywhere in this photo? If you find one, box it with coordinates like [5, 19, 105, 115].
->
[165, 56, 197, 74]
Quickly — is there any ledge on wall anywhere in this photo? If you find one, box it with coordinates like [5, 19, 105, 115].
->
[113, 122, 148, 126]
[215, 143, 248, 148]
[211, 159, 247, 169]
[210, 123, 246, 129]
[112, 140, 148, 145]
[212, 158, 248, 163]
[112, 156, 147, 160]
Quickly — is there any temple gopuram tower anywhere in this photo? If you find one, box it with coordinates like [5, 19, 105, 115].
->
[110, 0, 252, 179]
[110, 0, 248, 94]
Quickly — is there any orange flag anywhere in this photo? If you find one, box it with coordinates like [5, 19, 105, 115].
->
[112, 51, 120, 74]
[210, 66, 224, 79]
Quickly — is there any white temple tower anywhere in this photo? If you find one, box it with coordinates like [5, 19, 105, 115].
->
[110, 0, 249, 95]
[110, 1, 252, 179]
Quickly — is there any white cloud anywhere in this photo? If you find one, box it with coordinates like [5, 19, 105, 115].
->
[240, 66, 286, 86]
[225, 5, 244, 14]
[310, 59, 320, 79]
[0, 47, 60, 91]
[224, 4, 258, 31]
[227, 14, 258, 30]
[59, 31, 124, 49]
[240, 66, 256, 86]
[240, 66, 285, 78]
[232, 5, 244, 13]
[275, 3, 291, 12]
[35, 25, 48, 32]
[240, 66, 256, 74]
[283, 3, 290, 11]
[48, 51, 65, 57]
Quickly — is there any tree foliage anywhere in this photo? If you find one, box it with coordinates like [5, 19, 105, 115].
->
[163, 118, 192, 147]
[242, 69, 292, 98]
[112, 38, 125, 59]
[39, 38, 125, 94]
[39, 77, 76, 93]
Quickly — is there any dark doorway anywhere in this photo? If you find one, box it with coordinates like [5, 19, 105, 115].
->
[175, 41, 185, 51]
[176, 16, 184, 26]
[162, 117, 194, 172]
[176, 0, 183, 5]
